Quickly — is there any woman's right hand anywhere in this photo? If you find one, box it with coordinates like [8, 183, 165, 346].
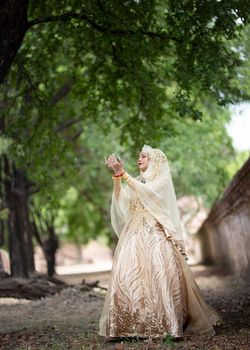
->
[105, 154, 125, 175]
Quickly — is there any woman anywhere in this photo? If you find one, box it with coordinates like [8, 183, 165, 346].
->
[99, 145, 220, 341]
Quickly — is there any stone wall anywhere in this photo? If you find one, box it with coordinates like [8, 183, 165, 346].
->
[197, 156, 250, 280]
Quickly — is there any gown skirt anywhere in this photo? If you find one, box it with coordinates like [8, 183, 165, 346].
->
[98, 201, 220, 339]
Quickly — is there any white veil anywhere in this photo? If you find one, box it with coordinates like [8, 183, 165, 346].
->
[111, 145, 186, 258]
[105, 146, 223, 338]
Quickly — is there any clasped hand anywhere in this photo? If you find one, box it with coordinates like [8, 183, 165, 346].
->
[105, 154, 125, 176]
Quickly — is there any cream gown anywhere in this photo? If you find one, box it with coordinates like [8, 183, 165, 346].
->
[98, 175, 220, 339]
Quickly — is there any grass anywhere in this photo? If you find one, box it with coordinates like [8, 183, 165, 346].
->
[163, 334, 175, 347]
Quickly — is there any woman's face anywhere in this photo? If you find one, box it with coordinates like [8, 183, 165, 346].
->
[137, 152, 149, 172]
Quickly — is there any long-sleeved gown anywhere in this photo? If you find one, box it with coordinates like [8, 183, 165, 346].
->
[98, 173, 220, 339]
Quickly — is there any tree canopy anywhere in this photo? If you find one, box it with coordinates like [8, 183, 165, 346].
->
[1, 1, 250, 253]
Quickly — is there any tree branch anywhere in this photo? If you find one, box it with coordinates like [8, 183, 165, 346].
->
[31, 217, 43, 247]
[71, 128, 84, 142]
[50, 80, 74, 106]
[55, 117, 82, 133]
[27, 11, 176, 41]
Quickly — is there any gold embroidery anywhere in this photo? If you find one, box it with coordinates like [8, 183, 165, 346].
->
[129, 199, 145, 213]
[148, 150, 167, 178]
[128, 199, 151, 229]
[105, 202, 187, 338]
[113, 177, 121, 199]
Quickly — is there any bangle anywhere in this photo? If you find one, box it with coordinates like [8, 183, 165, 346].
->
[121, 172, 129, 180]
[112, 171, 125, 178]
[112, 173, 123, 180]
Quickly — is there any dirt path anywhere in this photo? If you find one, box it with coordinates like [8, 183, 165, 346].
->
[0, 265, 249, 350]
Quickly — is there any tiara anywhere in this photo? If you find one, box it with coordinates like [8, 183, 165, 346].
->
[141, 144, 153, 154]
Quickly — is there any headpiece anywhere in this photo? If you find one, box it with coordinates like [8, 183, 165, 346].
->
[140, 144, 167, 179]
[141, 144, 153, 156]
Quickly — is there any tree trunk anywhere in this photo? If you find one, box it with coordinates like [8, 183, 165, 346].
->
[4, 157, 35, 277]
[31, 218, 59, 278]
[0, 253, 3, 270]
[0, 0, 29, 83]
[44, 233, 59, 278]
[0, 220, 4, 246]
[0, 252, 9, 277]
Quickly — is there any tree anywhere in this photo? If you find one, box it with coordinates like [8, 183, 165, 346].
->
[1, 1, 250, 109]
[1, 1, 250, 278]
[2, 156, 35, 277]
[30, 200, 59, 277]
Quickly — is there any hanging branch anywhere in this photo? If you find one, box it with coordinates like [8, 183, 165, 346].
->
[27, 11, 176, 41]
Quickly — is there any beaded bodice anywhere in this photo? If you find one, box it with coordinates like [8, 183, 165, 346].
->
[129, 198, 145, 212]
[129, 198, 153, 227]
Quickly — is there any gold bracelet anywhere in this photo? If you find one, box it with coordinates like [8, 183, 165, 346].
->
[112, 171, 125, 179]
[112, 174, 122, 180]
[121, 172, 129, 180]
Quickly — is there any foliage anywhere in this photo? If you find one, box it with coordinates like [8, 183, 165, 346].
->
[161, 105, 235, 205]
[225, 150, 249, 179]
[44, 111, 235, 244]
[1, 2, 250, 244]
[2, 1, 250, 146]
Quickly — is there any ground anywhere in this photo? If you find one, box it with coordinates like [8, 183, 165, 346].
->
[0, 265, 249, 350]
